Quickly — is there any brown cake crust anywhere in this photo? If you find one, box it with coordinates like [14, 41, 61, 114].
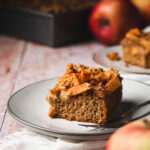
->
[47, 64, 122, 125]
[121, 28, 150, 68]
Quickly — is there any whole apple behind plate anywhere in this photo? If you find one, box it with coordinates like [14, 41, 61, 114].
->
[106, 120, 150, 150]
[89, 0, 144, 45]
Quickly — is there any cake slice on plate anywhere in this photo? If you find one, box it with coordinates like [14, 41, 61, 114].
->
[47, 64, 122, 125]
[121, 28, 150, 68]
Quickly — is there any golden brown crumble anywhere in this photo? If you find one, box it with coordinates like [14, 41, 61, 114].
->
[125, 28, 150, 54]
[5, 0, 96, 13]
[107, 52, 120, 61]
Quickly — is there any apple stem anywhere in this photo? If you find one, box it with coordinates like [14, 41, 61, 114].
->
[143, 120, 150, 129]
[99, 18, 109, 28]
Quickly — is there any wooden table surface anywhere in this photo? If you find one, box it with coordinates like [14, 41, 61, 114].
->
[0, 35, 105, 138]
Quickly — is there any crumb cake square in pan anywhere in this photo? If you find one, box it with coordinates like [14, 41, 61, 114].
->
[47, 64, 122, 125]
[121, 28, 150, 68]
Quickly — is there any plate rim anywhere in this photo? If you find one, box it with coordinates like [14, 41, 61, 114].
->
[7, 78, 112, 136]
[7, 78, 150, 137]
[93, 45, 150, 74]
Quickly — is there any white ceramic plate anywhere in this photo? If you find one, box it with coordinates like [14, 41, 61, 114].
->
[7, 78, 150, 140]
[93, 45, 150, 74]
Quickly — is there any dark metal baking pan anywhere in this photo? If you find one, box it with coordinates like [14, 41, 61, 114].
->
[0, 4, 94, 47]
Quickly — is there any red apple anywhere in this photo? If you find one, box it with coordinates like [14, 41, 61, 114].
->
[89, 0, 143, 45]
[106, 120, 150, 150]
[131, 0, 150, 24]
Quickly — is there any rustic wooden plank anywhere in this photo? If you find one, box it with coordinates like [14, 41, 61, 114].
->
[0, 36, 25, 135]
[1, 41, 105, 137]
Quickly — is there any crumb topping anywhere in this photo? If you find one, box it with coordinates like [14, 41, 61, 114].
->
[107, 52, 120, 61]
[47, 64, 122, 101]
[124, 28, 150, 54]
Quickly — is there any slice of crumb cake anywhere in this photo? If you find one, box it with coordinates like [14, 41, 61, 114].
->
[121, 28, 150, 68]
[47, 64, 122, 125]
